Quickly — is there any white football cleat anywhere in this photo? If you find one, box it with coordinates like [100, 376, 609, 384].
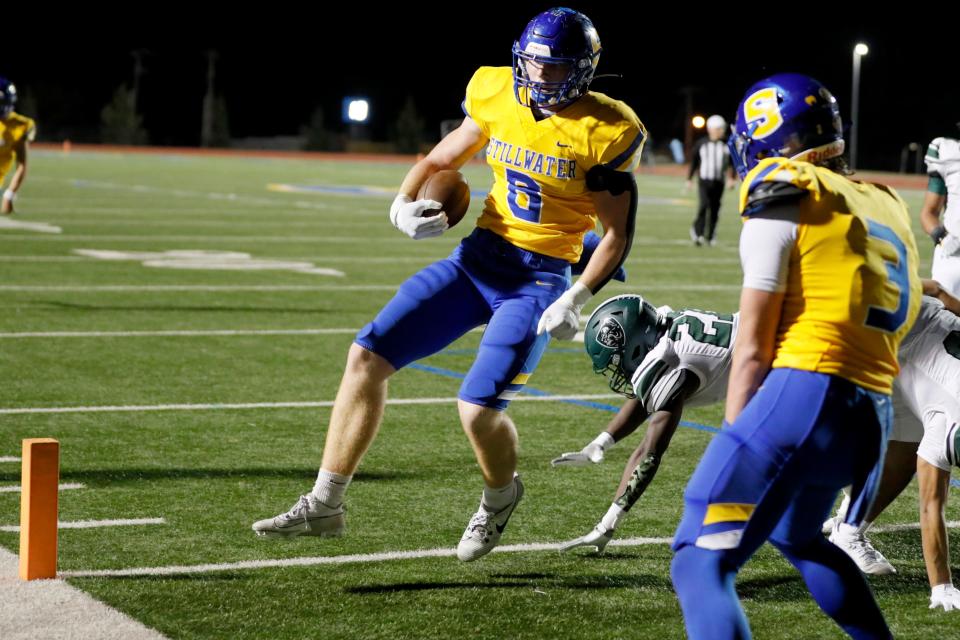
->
[559, 523, 614, 554]
[456, 474, 524, 562]
[252, 494, 345, 538]
[822, 492, 851, 534]
[829, 526, 896, 575]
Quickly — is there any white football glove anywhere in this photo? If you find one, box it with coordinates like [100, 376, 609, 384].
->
[551, 432, 614, 467]
[389, 194, 448, 240]
[537, 281, 592, 340]
[559, 523, 614, 553]
[930, 584, 960, 611]
[940, 232, 960, 258]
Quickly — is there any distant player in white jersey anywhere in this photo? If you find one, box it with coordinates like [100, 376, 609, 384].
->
[922, 136, 960, 297]
[550, 294, 737, 551]
[824, 281, 960, 611]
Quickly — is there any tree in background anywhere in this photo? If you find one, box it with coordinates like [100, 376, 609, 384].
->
[301, 106, 335, 151]
[100, 85, 148, 145]
[391, 96, 425, 154]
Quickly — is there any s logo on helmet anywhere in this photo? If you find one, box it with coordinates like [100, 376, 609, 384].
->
[597, 318, 625, 349]
[743, 87, 784, 140]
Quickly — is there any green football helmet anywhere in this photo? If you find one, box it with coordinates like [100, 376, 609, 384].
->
[584, 294, 663, 397]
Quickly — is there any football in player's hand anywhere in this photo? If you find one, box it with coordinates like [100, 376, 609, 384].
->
[417, 170, 471, 228]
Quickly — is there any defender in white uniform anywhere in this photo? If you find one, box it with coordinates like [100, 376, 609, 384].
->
[553, 294, 737, 551]
[922, 137, 960, 297]
[825, 285, 960, 611]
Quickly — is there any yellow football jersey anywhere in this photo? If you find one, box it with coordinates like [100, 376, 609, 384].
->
[740, 157, 922, 393]
[0, 112, 35, 179]
[463, 66, 645, 262]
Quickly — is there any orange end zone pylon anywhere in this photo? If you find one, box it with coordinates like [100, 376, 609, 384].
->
[18, 438, 59, 580]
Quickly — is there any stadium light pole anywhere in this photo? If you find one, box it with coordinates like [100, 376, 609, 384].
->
[850, 43, 869, 170]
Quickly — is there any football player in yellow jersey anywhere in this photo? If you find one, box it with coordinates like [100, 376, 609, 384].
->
[0, 78, 35, 215]
[671, 74, 920, 640]
[253, 8, 646, 562]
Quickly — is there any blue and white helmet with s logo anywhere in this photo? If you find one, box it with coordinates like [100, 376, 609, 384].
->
[729, 73, 844, 178]
[0, 78, 17, 119]
[512, 8, 601, 109]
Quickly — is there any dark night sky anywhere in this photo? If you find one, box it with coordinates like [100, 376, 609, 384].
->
[3, 6, 953, 170]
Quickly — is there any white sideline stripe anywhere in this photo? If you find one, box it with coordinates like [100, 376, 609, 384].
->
[0, 394, 620, 416]
[0, 254, 741, 266]
[871, 520, 960, 534]
[0, 283, 737, 293]
[0, 218, 62, 234]
[55, 521, 960, 579]
[59, 536, 674, 578]
[0, 547, 169, 640]
[0, 284, 399, 292]
[0, 328, 359, 339]
[0, 483, 85, 493]
[0, 456, 20, 463]
[0, 518, 166, 533]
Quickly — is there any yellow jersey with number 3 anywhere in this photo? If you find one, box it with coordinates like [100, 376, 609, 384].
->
[0, 112, 35, 179]
[462, 66, 645, 262]
[740, 157, 922, 393]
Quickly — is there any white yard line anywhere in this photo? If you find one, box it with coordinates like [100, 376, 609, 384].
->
[0, 546, 168, 640]
[54, 521, 960, 580]
[0, 518, 166, 533]
[0, 394, 620, 416]
[0, 284, 399, 292]
[0, 483, 85, 493]
[0, 457, 20, 463]
[59, 536, 674, 579]
[0, 329, 359, 339]
[0, 283, 737, 293]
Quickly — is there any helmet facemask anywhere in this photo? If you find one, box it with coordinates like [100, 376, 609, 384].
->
[512, 44, 597, 109]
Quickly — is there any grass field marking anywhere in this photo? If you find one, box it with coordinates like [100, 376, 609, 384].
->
[67, 177, 334, 211]
[73, 249, 346, 277]
[0, 547, 170, 640]
[0, 284, 401, 292]
[0, 457, 20, 463]
[0, 394, 622, 416]
[53, 522, 960, 579]
[57, 536, 674, 579]
[0, 218, 62, 234]
[0, 483, 85, 493]
[0, 283, 738, 293]
[0, 518, 167, 533]
[0, 329, 360, 339]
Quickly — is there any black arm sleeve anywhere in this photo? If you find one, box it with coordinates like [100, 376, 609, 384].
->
[687, 139, 702, 180]
[584, 165, 637, 293]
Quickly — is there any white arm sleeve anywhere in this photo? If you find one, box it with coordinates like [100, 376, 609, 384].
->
[739, 206, 799, 293]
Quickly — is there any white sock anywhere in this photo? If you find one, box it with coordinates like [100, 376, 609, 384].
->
[482, 479, 516, 512]
[310, 469, 351, 507]
[856, 520, 873, 535]
[836, 521, 870, 538]
[600, 503, 626, 531]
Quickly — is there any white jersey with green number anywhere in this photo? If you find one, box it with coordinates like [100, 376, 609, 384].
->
[629, 308, 739, 413]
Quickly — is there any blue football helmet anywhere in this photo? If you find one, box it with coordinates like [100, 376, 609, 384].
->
[728, 73, 844, 178]
[0, 78, 16, 119]
[512, 8, 601, 109]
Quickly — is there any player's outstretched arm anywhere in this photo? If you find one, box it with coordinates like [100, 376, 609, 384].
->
[1, 138, 26, 215]
[917, 457, 956, 609]
[612, 378, 696, 508]
[922, 279, 960, 316]
[537, 169, 636, 340]
[551, 398, 649, 467]
[389, 117, 488, 240]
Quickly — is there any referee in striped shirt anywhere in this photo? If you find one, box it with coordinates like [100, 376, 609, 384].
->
[686, 115, 736, 246]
